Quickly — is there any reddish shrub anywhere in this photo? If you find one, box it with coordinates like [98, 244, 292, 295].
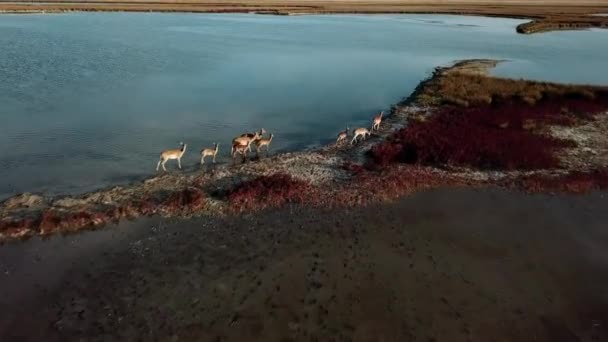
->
[136, 198, 158, 216]
[517, 169, 608, 193]
[366, 142, 403, 168]
[364, 166, 467, 196]
[160, 188, 206, 213]
[102, 205, 124, 223]
[39, 210, 98, 234]
[39, 210, 62, 233]
[63, 211, 94, 230]
[341, 161, 367, 175]
[368, 97, 606, 170]
[336, 165, 475, 205]
[0, 218, 39, 237]
[228, 174, 313, 211]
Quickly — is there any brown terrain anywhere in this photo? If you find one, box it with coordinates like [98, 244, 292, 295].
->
[1, 0, 608, 33]
[2, 188, 608, 341]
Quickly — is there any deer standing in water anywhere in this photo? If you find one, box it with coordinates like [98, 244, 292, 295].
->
[255, 133, 274, 156]
[200, 143, 219, 164]
[156, 142, 187, 171]
[336, 126, 349, 145]
[351, 128, 370, 145]
[372, 111, 384, 131]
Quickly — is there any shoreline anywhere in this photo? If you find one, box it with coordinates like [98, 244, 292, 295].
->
[1, 58, 607, 242]
[1, 1, 608, 34]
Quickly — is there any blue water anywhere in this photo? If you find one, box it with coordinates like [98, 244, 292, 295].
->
[1, 13, 607, 199]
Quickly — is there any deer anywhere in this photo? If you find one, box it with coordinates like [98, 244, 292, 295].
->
[238, 128, 266, 152]
[255, 133, 274, 155]
[156, 142, 187, 171]
[372, 111, 384, 131]
[232, 131, 262, 155]
[336, 126, 349, 145]
[231, 142, 249, 163]
[200, 143, 219, 164]
[351, 128, 371, 145]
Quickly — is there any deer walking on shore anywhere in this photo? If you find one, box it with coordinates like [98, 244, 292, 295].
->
[231, 142, 249, 163]
[255, 133, 274, 155]
[336, 126, 349, 145]
[156, 142, 187, 171]
[232, 130, 262, 156]
[200, 143, 219, 164]
[351, 128, 371, 145]
[372, 111, 384, 131]
[236, 129, 266, 152]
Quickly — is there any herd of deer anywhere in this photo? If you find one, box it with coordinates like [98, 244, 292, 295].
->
[156, 111, 384, 171]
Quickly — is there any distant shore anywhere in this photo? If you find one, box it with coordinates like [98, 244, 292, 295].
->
[1, 0, 608, 34]
[1, 58, 607, 242]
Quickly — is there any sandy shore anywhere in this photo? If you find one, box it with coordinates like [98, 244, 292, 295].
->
[2, 187, 608, 341]
[1, 0, 608, 33]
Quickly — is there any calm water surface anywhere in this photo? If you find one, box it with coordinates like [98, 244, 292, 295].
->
[1, 13, 608, 199]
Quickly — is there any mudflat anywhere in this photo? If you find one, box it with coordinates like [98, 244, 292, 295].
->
[2, 188, 608, 341]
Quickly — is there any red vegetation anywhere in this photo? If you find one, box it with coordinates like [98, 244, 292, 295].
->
[515, 169, 608, 194]
[39, 210, 62, 234]
[227, 174, 314, 211]
[0, 217, 39, 238]
[341, 161, 368, 175]
[159, 187, 206, 214]
[39, 209, 112, 235]
[369, 97, 608, 170]
[0, 187, 208, 239]
[338, 164, 474, 205]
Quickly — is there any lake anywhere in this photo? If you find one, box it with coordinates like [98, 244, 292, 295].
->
[1, 13, 608, 200]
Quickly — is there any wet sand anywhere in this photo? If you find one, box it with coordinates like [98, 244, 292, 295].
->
[2, 187, 608, 341]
